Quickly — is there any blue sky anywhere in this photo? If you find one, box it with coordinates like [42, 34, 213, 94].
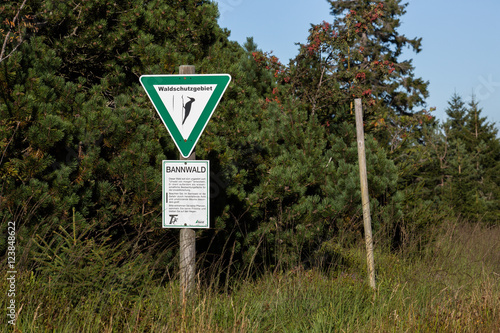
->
[214, 0, 500, 130]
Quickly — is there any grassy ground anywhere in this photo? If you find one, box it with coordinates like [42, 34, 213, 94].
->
[2, 221, 499, 332]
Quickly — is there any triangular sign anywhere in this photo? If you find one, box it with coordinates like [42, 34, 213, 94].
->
[140, 74, 231, 158]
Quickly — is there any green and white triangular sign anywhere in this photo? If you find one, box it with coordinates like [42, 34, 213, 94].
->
[140, 74, 231, 157]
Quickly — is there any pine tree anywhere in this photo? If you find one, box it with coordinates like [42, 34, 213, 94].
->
[232, 90, 400, 270]
[0, 0, 247, 264]
[243, 41, 403, 269]
[0, 0, 39, 63]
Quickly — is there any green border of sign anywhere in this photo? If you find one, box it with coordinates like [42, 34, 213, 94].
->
[162, 160, 210, 228]
[140, 74, 231, 158]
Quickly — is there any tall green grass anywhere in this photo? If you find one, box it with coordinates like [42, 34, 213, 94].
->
[2, 220, 499, 332]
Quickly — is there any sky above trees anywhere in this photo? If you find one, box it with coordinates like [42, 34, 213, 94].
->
[215, 0, 500, 128]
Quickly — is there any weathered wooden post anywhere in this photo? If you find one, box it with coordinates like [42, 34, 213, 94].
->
[179, 65, 196, 297]
[354, 98, 376, 290]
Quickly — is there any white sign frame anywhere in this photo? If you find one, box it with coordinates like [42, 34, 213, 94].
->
[162, 160, 210, 228]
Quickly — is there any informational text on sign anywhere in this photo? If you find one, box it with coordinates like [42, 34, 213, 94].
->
[162, 160, 209, 228]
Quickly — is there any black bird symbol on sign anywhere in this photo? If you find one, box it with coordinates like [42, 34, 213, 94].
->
[182, 96, 195, 125]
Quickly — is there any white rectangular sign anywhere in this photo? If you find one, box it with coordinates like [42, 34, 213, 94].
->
[162, 160, 210, 228]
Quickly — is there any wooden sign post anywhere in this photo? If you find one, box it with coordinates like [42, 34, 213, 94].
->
[179, 65, 196, 297]
[354, 98, 376, 290]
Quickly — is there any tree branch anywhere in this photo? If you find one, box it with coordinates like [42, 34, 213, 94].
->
[0, 0, 28, 63]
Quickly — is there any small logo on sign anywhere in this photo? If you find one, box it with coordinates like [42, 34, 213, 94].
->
[169, 215, 178, 224]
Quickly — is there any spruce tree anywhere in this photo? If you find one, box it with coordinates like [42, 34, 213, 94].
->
[445, 93, 468, 142]
[442, 94, 500, 222]
[463, 97, 500, 222]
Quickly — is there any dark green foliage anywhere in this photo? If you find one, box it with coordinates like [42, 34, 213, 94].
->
[441, 94, 500, 222]
[243, 99, 400, 270]
[32, 214, 152, 301]
[393, 93, 500, 249]
[328, 0, 429, 117]
[1, 0, 498, 299]
[0, 0, 235, 269]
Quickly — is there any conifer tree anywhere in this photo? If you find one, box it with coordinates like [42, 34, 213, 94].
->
[0, 0, 247, 263]
[284, 0, 428, 136]
[445, 93, 468, 142]
[0, 0, 39, 63]
[247, 45, 402, 268]
[328, 0, 428, 115]
[442, 94, 500, 222]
